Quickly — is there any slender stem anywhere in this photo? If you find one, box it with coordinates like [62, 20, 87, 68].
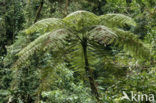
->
[81, 37, 100, 101]
[65, 0, 69, 16]
[34, 0, 44, 23]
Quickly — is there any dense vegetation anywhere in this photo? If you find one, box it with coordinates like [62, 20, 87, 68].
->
[0, 0, 155, 103]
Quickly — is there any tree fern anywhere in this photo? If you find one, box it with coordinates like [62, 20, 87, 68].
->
[10, 10, 152, 102]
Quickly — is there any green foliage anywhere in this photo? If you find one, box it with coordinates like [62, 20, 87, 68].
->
[99, 13, 136, 27]
[24, 18, 64, 35]
[63, 10, 99, 31]
[0, 0, 156, 103]
[41, 65, 96, 103]
[14, 10, 151, 69]
[114, 29, 151, 60]
[8, 10, 153, 102]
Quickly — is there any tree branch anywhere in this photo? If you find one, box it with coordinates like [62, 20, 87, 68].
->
[34, 0, 44, 23]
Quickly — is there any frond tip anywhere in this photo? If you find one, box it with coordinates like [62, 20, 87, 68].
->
[114, 29, 151, 60]
[99, 14, 136, 27]
[24, 18, 64, 35]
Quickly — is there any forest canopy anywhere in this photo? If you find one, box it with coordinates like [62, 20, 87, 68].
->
[0, 0, 155, 103]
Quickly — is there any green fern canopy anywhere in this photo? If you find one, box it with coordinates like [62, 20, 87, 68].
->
[24, 10, 136, 35]
[63, 10, 99, 31]
[24, 18, 65, 35]
[13, 10, 152, 69]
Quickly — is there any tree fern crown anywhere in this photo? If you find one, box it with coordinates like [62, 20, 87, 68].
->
[63, 10, 99, 31]
[13, 10, 151, 69]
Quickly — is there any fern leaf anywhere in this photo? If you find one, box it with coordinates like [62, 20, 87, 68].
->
[114, 29, 151, 60]
[89, 25, 117, 45]
[13, 29, 72, 69]
[99, 14, 136, 27]
[63, 10, 99, 31]
[68, 43, 86, 76]
[24, 18, 65, 34]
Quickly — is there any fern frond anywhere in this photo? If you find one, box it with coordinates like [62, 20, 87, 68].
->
[114, 29, 151, 60]
[24, 18, 65, 34]
[18, 32, 49, 56]
[99, 14, 136, 27]
[88, 25, 117, 45]
[63, 10, 99, 31]
[13, 29, 73, 69]
[88, 42, 114, 58]
[67, 43, 86, 77]
[88, 25, 151, 60]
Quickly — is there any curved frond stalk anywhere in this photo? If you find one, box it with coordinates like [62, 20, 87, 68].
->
[114, 29, 151, 60]
[13, 29, 73, 69]
[24, 18, 65, 34]
[89, 25, 117, 45]
[99, 14, 136, 27]
[63, 10, 99, 31]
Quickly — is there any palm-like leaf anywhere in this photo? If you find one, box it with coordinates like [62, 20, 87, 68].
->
[88, 26, 151, 60]
[114, 28, 151, 60]
[99, 13, 136, 27]
[89, 25, 117, 45]
[63, 10, 99, 31]
[13, 29, 73, 69]
[24, 18, 65, 35]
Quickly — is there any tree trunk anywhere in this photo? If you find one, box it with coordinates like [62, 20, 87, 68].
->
[126, 0, 132, 12]
[65, 0, 69, 16]
[0, 0, 7, 56]
[126, 0, 132, 4]
[82, 38, 100, 101]
[34, 0, 44, 23]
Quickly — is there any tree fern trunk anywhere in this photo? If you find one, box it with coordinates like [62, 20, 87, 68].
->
[34, 0, 44, 23]
[82, 38, 100, 101]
